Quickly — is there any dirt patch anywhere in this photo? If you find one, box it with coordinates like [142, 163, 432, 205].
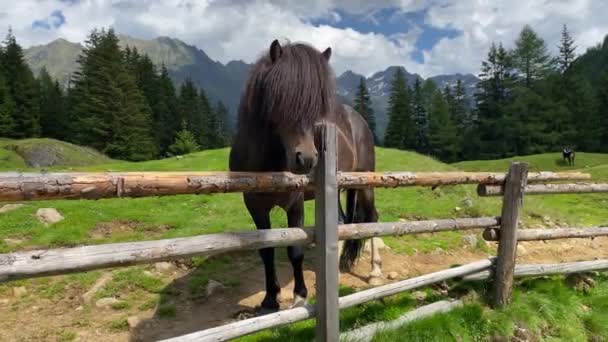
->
[89, 220, 169, 239]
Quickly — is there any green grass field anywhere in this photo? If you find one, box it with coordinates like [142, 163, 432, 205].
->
[1, 139, 608, 341]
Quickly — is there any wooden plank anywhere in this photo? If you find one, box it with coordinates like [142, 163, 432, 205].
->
[492, 162, 528, 308]
[0, 217, 499, 283]
[315, 123, 340, 341]
[339, 300, 464, 342]
[478, 182, 608, 197]
[483, 227, 608, 241]
[0, 171, 589, 202]
[159, 259, 493, 342]
[464, 259, 608, 281]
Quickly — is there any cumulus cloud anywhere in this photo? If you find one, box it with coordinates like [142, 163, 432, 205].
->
[0, 0, 606, 77]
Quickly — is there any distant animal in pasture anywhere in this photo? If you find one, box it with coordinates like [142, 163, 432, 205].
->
[229, 39, 380, 314]
[562, 146, 575, 166]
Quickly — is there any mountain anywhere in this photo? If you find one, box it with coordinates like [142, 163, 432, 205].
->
[24, 35, 479, 140]
[336, 67, 479, 139]
[24, 35, 251, 118]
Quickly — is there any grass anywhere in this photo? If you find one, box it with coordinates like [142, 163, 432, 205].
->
[236, 274, 608, 341]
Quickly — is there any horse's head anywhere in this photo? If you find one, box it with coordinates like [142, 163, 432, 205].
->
[255, 39, 335, 174]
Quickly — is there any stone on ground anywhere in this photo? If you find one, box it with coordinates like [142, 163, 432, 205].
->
[36, 208, 64, 225]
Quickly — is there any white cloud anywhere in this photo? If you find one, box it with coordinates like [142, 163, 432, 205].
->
[0, 0, 607, 78]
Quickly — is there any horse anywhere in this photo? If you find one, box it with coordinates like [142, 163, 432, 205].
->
[229, 39, 381, 314]
[563, 146, 575, 166]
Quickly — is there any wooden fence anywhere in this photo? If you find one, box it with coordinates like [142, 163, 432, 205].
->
[0, 124, 607, 341]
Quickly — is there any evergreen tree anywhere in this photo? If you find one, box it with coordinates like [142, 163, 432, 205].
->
[69, 28, 157, 160]
[0, 70, 16, 136]
[411, 78, 429, 153]
[558, 24, 577, 74]
[213, 100, 231, 147]
[600, 72, 608, 151]
[155, 64, 180, 154]
[353, 77, 377, 143]
[428, 89, 458, 161]
[451, 79, 471, 130]
[169, 120, 199, 155]
[198, 87, 213, 148]
[38, 67, 67, 140]
[178, 79, 203, 145]
[0, 29, 40, 138]
[384, 68, 412, 149]
[512, 25, 554, 87]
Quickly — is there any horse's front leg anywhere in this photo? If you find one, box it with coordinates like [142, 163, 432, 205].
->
[286, 197, 307, 308]
[245, 196, 280, 314]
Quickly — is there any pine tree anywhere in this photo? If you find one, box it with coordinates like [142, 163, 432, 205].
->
[512, 25, 555, 87]
[428, 89, 458, 161]
[600, 72, 608, 151]
[69, 28, 157, 160]
[178, 79, 203, 144]
[451, 79, 471, 130]
[155, 64, 180, 154]
[0, 70, 16, 136]
[169, 120, 199, 155]
[384, 68, 412, 149]
[0, 29, 40, 138]
[353, 77, 377, 143]
[213, 100, 231, 147]
[38, 67, 67, 140]
[198, 87, 213, 148]
[411, 78, 429, 153]
[558, 24, 577, 74]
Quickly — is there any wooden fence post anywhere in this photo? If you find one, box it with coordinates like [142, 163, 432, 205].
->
[492, 162, 528, 308]
[315, 123, 340, 341]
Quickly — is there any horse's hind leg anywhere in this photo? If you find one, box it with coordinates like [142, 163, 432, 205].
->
[245, 195, 280, 314]
[360, 189, 383, 285]
[286, 197, 307, 308]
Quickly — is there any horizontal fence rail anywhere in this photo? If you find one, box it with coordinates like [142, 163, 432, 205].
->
[0, 217, 499, 283]
[477, 182, 608, 197]
[483, 227, 608, 241]
[464, 259, 608, 281]
[158, 259, 494, 342]
[0, 171, 590, 201]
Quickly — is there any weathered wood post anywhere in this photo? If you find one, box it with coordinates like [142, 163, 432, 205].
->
[315, 123, 340, 341]
[491, 162, 528, 308]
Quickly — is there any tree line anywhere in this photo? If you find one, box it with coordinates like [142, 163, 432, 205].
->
[0, 28, 231, 161]
[375, 24, 608, 162]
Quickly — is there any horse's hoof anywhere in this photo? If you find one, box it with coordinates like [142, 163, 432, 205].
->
[368, 276, 384, 286]
[289, 295, 308, 309]
[255, 305, 279, 316]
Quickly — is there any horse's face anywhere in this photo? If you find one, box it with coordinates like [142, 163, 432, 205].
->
[279, 125, 319, 175]
[265, 39, 333, 175]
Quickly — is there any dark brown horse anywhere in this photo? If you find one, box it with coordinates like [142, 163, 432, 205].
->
[229, 40, 382, 313]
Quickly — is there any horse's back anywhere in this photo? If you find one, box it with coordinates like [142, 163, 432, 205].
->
[336, 104, 375, 172]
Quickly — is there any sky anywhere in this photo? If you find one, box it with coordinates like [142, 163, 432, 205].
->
[1, 0, 607, 78]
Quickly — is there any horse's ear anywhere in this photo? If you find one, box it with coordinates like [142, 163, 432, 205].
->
[322, 47, 332, 61]
[270, 39, 282, 64]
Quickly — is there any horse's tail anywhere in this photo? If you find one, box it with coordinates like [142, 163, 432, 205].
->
[339, 189, 364, 271]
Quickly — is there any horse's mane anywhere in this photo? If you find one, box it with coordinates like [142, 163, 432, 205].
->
[237, 42, 337, 132]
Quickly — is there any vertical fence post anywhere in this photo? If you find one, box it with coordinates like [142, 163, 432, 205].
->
[491, 162, 528, 308]
[315, 123, 339, 341]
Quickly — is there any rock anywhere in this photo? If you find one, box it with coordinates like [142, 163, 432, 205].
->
[31, 306, 40, 311]
[0, 298, 10, 306]
[454, 206, 462, 212]
[36, 208, 64, 225]
[0, 204, 24, 214]
[517, 244, 527, 255]
[363, 237, 389, 253]
[95, 297, 122, 309]
[3, 238, 24, 246]
[368, 277, 384, 286]
[387, 271, 399, 280]
[154, 262, 176, 273]
[82, 272, 113, 303]
[12, 286, 27, 298]
[431, 247, 443, 255]
[127, 316, 140, 328]
[75, 306, 84, 311]
[412, 291, 427, 301]
[206, 280, 225, 297]
[462, 198, 474, 208]
[513, 327, 532, 341]
[462, 234, 478, 248]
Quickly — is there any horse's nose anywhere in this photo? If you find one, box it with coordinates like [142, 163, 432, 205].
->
[294, 151, 318, 174]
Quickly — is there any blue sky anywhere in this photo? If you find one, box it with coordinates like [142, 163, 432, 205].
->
[309, 7, 461, 64]
[2, 1, 608, 77]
